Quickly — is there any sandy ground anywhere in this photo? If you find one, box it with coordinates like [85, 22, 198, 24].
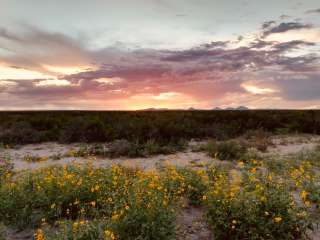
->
[268, 134, 320, 155]
[1, 134, 319, 172]
[176, 204, 211, 240]
[1, 143, 214, 171]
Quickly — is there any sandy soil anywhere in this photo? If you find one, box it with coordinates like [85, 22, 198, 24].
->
[176, 202, 211, 240]
[1, 143, 214, 171]
[267, 134, 320, 155]
[1, 134, 319, 172]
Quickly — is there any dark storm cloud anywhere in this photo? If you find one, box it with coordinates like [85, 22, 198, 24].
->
[262, 21, 313, 37]
[272, 40, 315, 52]
[305, 8, 320, 14]
[158, 39, 318, 74]
[276, 75, 320, 101]
[262, 21, 276, 29]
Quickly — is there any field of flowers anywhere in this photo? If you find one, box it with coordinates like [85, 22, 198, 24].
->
[0, 146, 319, 240]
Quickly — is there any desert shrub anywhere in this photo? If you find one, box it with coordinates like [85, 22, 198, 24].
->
[1, 110, 320, 145]
[0, 156, 13, 182]
[43, 213, 175, 240]
[245, 129, 272, 152]
[65, 146, 93, 158]
[106, 139, 186, 158]
[263, 157, 289, 175]
[107, 140, 136, 157]
[0, 121, 44, 145]
[23, 154, 49, 162]
[51, 153, 63, 161]
[143, 139, 186, 156]
[298, 148, 320, 168]
[59, 117, 107, 143]
[87, 144, 108, 157]
[205, 171, 312, 240]
[303, 180, 320, 210]
[254, 139, 269, 152]
[177, 168, 209, 206]
[42, 221, 104, 240]
[205, 140, 247, 161]
[42, 208, 175, 240]
[285, 158, 320, 210]
[0, 164, 180, 236]
[0, 222, 7, 240]
[275, 128, 291, 135]
[142, 139, 163, 156]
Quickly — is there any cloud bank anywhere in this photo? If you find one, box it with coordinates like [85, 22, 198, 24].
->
[0, 15, 320, 109]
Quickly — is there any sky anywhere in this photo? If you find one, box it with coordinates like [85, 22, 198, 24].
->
[0, 0, 320, 110]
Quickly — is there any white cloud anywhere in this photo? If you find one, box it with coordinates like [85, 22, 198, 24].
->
[35, 79, 72, 87]
[94, 77, 123, 85]
[152, 92, 180, 100]
[242, 83, 277, 95]
[0, 65, 54, 80]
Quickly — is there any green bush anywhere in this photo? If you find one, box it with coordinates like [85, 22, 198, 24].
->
[0, 165, 179, 238]
[205, 140, 247, 161]
[0, 157, 13, 182]
[0, 121, 44, 145]
[1, 110, 319, 145]
[178, 168, 209, 206]
[205, 172, 312, 240]
[0, 222, 7, 240]
[23, 154, 49, 162]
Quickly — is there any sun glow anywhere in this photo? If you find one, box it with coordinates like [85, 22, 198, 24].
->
[43, 65, 91, 75]
[94, 77, 123, 85]
[0, 66, 54, 80]
[35, 79, 72, 87]
[152, 92, 179, 100]
[242, 84, 277, 95]
[0, 80, 17, 87]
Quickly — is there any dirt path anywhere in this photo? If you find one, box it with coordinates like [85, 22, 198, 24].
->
[176, 202, 211, 240]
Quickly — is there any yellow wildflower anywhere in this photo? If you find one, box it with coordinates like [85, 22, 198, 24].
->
[274, 217, 282, 223]
[34, 229, 45, 240]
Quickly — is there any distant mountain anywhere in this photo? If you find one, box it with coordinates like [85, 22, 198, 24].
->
[139, 108, 169, 111]
[213, 106, 249, 110]
[236, 106, 249, 110]
[138, 106, 250, 111]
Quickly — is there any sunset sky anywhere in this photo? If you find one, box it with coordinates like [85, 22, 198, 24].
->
[0, 0, 320, 110]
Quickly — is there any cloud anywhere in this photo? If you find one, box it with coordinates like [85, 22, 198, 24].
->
[276, 74, 320, 101]
[305, 8, 320, 14]
[242, 84, 277, 95]
[262, 21, 313, 37]
[35, 79, 73, 87]
[0, 25, 92, 75]
[0, 20, 320, 109]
